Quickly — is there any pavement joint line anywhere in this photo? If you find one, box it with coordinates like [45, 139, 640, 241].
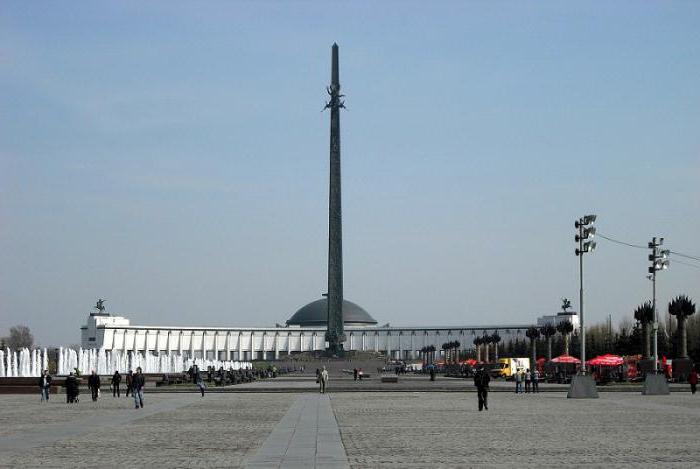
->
[246, 393, 350, 469]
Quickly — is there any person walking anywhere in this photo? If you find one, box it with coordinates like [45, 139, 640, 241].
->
[319, 366, 329, 394]
[353, 368, 358, 381]
[125, 370, 133, 397]
[532, 369, 540, 393]
[474, 366, 491, 411]
[38, 369, 52, 402]
[111, 370, 122, 398]
[88, 370, 101, 402]
[689, 367, 698, 395]
[514, 368, 522, 394]
[525, 369, 532, 394]
[196, 372, 206, 397]
[132, 367, 145, 409]
[65, 371, 79, 404]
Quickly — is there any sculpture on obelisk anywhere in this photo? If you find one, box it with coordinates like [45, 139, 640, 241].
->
[324, 43, 346, 355]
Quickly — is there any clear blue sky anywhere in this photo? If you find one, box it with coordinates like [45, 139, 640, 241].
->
[1, 1, 699, 346]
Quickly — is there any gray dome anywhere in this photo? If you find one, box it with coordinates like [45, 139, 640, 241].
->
[287, 298, 377, 327]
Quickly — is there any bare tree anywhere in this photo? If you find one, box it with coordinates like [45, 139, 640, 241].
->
[5, 325, 34, 349]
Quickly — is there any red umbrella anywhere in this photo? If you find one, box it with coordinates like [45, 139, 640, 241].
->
[586, 354, 624, 366]
[551, 355, 581, 364]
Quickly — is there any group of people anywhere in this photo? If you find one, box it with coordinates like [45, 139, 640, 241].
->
[37, 368, 146, 408]
[352, 368, 365, 381]
[513, 368, 540, 393]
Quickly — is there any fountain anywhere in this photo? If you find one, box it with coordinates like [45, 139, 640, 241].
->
[3, 346, 253, 376]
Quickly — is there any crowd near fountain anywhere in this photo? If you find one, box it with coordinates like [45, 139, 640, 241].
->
[0, 347, 251, 377]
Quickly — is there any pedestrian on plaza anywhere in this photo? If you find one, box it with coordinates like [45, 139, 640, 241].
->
[319, 366, 329, 394]
[474, 366, 490, 411]
[88, 370, 101, 402]
[65, 371, 79, 404]
[514, 368, 522, 394]
[196, 372, 206, 397]
[38, 369, 52, 402]
[525, 369, 531, 394]
[353, 368, 358, 381]
[429, 365, 436, 382]
[532, 369, 540, 393]
[125, 370, 133, 397]
[689, 366, 698, 395]
[132, 367, 145, 409]
[111, 370, 122, 397]
[358, 368, 364, 380]
[315, 368, 320, 384]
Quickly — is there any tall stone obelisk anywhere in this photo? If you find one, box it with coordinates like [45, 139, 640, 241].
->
[325, 43, 346, 355]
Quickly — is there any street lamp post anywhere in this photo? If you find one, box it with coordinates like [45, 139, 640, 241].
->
[648, 237, 670, 372]
[575, 214, 597, 372]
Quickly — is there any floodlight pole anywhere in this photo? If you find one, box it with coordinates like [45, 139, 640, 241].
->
[575, 214, 596, 373]
[579, 221, 586, 373]
[652, 265, 657, 371]
[648, 236, 667, 373]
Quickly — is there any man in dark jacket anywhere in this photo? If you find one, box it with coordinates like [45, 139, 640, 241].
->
[65, 372, 79, 403]
[111, 370, 122, 397]
[38, 369, 52, 402]
[87, 370, 101, 402]
[132, 367, 145, 409]
[474, 366, 491, 411]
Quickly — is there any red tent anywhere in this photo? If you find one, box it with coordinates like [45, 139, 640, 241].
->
[551, 355, 581, 364]
[587, 354, 624, 366]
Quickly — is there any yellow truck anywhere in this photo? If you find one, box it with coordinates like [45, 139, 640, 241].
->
[498, 358, 530, 379]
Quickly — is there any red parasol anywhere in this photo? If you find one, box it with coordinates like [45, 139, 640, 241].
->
[551, 355, 581, 364]
[586, 354, 624, 366]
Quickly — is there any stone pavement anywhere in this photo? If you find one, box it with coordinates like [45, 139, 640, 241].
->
[247, 394, 349, 469]
[0, 392, 292, 468]
[1, 384, 699, 467]
[333, 391, 700, 468]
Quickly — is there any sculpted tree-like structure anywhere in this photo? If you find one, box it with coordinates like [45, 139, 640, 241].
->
[540, 324, 557, 361]
[556, 320, 574, 356]
[473, 336, 482, 362]
[491, 333, 501, 361]
[525, 327, 540, 369]
[669, 295, 696, 358]
[633, 301, 654, 359]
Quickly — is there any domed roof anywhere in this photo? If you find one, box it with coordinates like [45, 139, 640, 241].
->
[287, 298, 377, 327]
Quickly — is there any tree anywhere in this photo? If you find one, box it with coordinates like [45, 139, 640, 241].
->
[556, 320, 574, 356]
[540, 324, 556, 360]
[526, 327, 540, 368]
[5, 325, 34, 349]
[633, 302, 654, 359]
[669, 295, 696, 358]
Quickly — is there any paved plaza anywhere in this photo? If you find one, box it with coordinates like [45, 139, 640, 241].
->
[1, 383, 699, 468]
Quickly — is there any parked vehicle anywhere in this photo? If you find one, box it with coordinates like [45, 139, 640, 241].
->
[498, 358, 530, 379]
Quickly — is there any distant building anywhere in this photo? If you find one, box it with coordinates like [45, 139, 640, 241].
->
[536, 311, 580, 330]
[80, 298, 536, 361]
